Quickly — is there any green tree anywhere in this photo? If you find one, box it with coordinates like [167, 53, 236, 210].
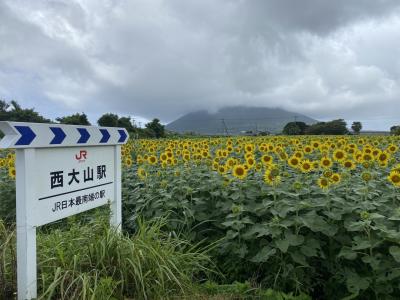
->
[351, 121, 362, 135]
[97, 113, 119, 127]
[390, 125, 400, 135]
[306, 119, 348, 135]
[117, 116, 135, 133]
[56, 113, 91, 125]
[145, 118, 165, 138]
[0, 100, 51, 123]
[282, 122, 308, 135]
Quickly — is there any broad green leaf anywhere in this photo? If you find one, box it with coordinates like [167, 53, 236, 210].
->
[285, 230, 305, 246]
[338, 247, 357, 260]
[389, 246, 400, 262]
[300, 245, 317, 257]
[276, 239, 290, 253]
[250, 246, 276, 263]
[351, 239, 371, 251]
[346, 273, 370, 294]
[290, 252, 309, 267]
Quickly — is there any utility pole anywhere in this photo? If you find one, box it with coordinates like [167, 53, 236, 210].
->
[221, 119, 229, 136]
[294, 115, 298, 123]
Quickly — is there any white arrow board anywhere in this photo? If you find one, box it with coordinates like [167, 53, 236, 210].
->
[0, 121, 127, 300]
[0, 121, 128, 148]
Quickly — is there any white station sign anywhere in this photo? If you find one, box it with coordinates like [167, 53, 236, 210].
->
[0, 121, 128, 300]
[34, 146, 115, 226]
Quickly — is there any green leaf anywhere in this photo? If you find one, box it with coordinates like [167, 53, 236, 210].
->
[250, 246, 276, 263]
[369, 213, 384, 219]
[351, 236, 371, 250]
[290, 251, 309, 267]
[361, 255, 380, 270]
[276, 239, 290, 253]
[338, 247, 357, 260]
[285, 230, 305, 246]
[300, 245, 317, 257]
[389, 246, 400, 262]
[242, 224, 270, 239]
[346, 273, 370, 294]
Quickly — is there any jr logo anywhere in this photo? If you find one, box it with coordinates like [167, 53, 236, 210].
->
[75, 150, 87, 162]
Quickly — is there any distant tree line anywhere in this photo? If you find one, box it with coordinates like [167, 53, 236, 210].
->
[390, 126, 400, 136]
[0, 99, 165, 138]
[282, 120, 369, 135]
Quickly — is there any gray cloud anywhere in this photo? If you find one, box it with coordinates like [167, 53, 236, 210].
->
[1, 0, 400, 130]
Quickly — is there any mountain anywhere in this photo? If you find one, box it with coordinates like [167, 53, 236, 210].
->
[166, 106, 318, 135]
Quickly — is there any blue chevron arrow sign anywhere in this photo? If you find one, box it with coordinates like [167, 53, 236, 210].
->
[118, 129, 128, 143]
[99, 129, 110, 143]
[15, 126, 36, 146]
[0, 122, 128, 149]
[50, 127, 66, 145]
[77, 128, 90, 144]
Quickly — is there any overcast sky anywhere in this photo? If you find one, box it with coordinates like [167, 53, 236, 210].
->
[1, 0, 400, 130]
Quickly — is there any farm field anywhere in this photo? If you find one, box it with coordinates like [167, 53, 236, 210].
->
[2, 135, 400, 299]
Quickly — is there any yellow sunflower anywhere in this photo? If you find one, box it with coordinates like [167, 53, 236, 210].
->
[232, 164, 248, 180]
[317, 177, 330, 190]
[320, 157, 333, 169]
[333, 149, 346, 162]
[342, 160, 356, 170]
[8, 167, 16, 179]
[288, 156, 300, 168]
[300, 159, 313, 173]
[388, 170, 400, 187]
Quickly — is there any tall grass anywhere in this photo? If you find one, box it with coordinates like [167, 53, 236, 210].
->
[0, 221, 16, 299]
[0, 215, 213, 299]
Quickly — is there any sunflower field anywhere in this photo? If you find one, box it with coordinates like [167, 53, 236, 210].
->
[2, 135, 400, 299]
[121, 135, 400, 299]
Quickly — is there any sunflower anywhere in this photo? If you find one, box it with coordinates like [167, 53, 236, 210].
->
[232, 164, 247, 179]
[8, 167, 16, 179]
[246, 156, 255, 167]
[288, 156, 300, 168]
[245, 143, 254, 153]
[312, 141, 320, 149]
[218, 165, 227, 174]
[387, 144, 398, 153]
[261, 154, 273, 165]
[320, 157, 333, 169]
[147, 155, 157, 165]
[361, 153, 373, 162]
[361, 171, 372, 182]
[183, 153, 190, 162]
[264, 168, 281, 186]
[330, 173, 341, 184]
[377, 152, 390, 165]
[333, 149, 346, 162]
[227, 158, 236, 167]
[137, 167, 147, 180]
[293, 151, 304, 159]
[323, 169, 333, 178]
[388, 170, 400, 187]
[300, 159, 313, 173]
[393, 164, 400, 172]
[303, 145, 313, 154]
[342, 160, 356, 170]
[317, 177, 330, 190]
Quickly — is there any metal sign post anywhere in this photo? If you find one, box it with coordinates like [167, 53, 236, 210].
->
[0, 121, 128, 300]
